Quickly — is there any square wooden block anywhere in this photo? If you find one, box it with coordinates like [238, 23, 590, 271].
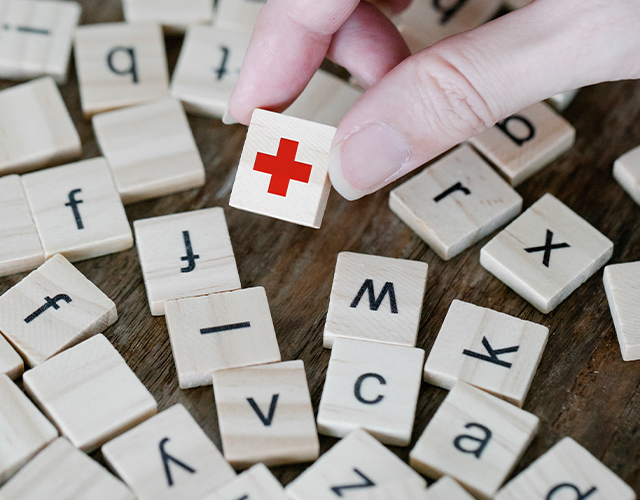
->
[286, 428, 426, 500]
[0, 0, 80, 83]
[0, 77, 81, 176]
[0, 374, 58, 484]
[133, 208, 241, 316]
[317, 338, 424, 446]
[614, 145, 640, 206]
[0, 174, 44, 278]
[170, 26, 250, 118]
[102, 404, 235, 500]
[494, 437, 635, 500]
[428, 476, 475, 500]
[23, 334, 157, 452]
[74, 22, 169, 117]
[324, 252, 428, 348]
[93, 99, 205, 204]
[346, 476, 429, 500]
[212, 360, 317, 468]
[604, 261, 640, 361]
[0, 437, 134, 500]
[122, 0, 213, 34]
[389, 144, 523, 260]
[424, 300, 549, 407]
[21, 157, 133, 262]
[203, 463, 287, 500]
[469, 102, 576, 186]
[480, 194, 613, 313]
[229, 109, 336, 229]
[0, 254, 117, 367]
[409, 381, 539, 499]
[0, 335, 23, 379]
[215, 0, 265, 33]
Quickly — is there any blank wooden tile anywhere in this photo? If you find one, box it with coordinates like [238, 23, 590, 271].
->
[480, 194, 613, 314]
[0, 175, 44, 278]
[427, 476, 475, 500]
[0, 254, 116, 367]
[469, 102, 576, 186]
[74, 22, 169, 117]
[203, 463, 287, 500]
[23, 334, 157, 452]
[495, 437, 635, 500]
[229, 109, 336, 229]
[0, 437, 135, 500]
[324, 252, 428, 348]
[286, 428, 426, 500]
[317, 338, 424, 446]
[212, 360, 316, 468]
[215, 0, 265, 33]
[170, 26, 250, 118]
[21, 157, 133, 262]
[93, 99, 205, 204]
[410, 381, 539, 499]
[0, 335, 23, 380]
[134, 208, 241, 316]
[0, 374, 58, 484]
[0, 77, 81, 176]
[604, 262, 640, 361]
[102, 404, 235, 500]
[122, 0, 213, 34]
[614, 145, 640, 206]
[389, 144, 522, 260]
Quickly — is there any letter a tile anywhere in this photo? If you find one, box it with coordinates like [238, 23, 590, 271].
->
[202, 463, 287, 500]
[614, 145, 640, 206]
[480, 194, 613, 313]
[229, 109, 336, 229]
[324, 252, 428, 348]
[604, 261, 640, 361]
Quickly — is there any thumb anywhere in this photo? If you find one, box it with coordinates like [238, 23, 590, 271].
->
[329, 0, 640, 200]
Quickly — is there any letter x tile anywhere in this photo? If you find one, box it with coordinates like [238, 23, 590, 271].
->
[614, 145, 640, 206]
[229, 109, 336, 229]
[604, 261, 640, 361]
[202, 463, 287, 500]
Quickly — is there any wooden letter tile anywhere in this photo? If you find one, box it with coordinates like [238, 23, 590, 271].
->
[0, 335, 23, 379]
[0, 77, 81, 176]
[424, 300, 549, 407]
[286, 428, 426, 500]
[229, 109, 336, 229]
[494, 437, 635, 500]
[21, 157, 133, 262]
[324, 252, 428, 348]
[409, 381, 539, 499]
[215, 0, 266, 33]
[0, 254, 117, 367]
[613, 145, 640, 206]
[102, 404, 235, 500]
[23, 334, 157, 452]
[74, 22, 169, 117]
[0, 374, 58, 484]
[604, 261, 640, 361]
[480, 193, 613, 313]
[389, 144, 523, 260]
[469, 102, 576, 186]
[93, 99, 205, 204]
[346, 477, 429, 500]
[211, 360, 316, 468]
[134, 208, 241, 316]
[427, 476, 475, 500]
[203, 463, 287, 500]
[317, 338, 424, 446]
[122, 0, 213, 34]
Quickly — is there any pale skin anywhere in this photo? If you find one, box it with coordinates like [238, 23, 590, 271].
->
[227, 0, 640, 200]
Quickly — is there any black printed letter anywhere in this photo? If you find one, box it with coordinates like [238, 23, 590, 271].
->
[215, 46, 230, 80]
[354, 373, 386, 405]
[432, 0, 469, 24]
[330, 468, 375, 497]
[159, 437, 196, 487]
[247, 394, 279, 426]
[546, 483, 597, 500]
[453, 423, 492, 459]
[433, 181, 471, 202]
[524, 229, 570, 268]
[65, 189, 84, 230]
[180, 231, 200, 273]
[462, 337, 519, 368]
[496, 115, 536, 146]
[107, 46, 139, 83]
[350, 280, 398, 314]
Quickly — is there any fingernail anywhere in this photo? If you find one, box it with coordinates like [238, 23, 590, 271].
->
[222, 104, 238, 125]
[328, 122, 411, 201]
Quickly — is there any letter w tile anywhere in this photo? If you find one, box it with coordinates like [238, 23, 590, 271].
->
[350, 279, 398, 314]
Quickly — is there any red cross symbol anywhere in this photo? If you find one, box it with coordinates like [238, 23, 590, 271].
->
[253, 138, 312, 197]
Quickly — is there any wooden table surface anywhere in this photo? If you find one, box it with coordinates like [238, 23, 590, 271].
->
[3, 0, 640, 493]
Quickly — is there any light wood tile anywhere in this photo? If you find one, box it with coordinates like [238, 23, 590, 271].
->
[604, 261, 640, 361]
[494, 437, 636, 500]
[74, 22, 169, 117]
[170, 26, 250, 118]
[0, 175, 44, 278]
[409, 381, 539, 500]
[21, 157, 133, 262]
[285, 428, 426, 500]
[324, 252, 428, 348]
[229, 109, 336, 229]
[102, 404, 235, 500]
[0, 335, 23, 380]
[480, 193, 613, 314]
[215, 0, 265, 33]
[614, 145, 640, 206]
[427, 476, 475, 500]
[547, 89, 579, 112]
[468, 102, 576, 186]
[0, 437, 135, 500]
[0, 77, 81, 176]
[122, 0, 213, 34]
[23, 334, 157, 452]
[203, 463, 287, 500]
[212, 360, 316, 468]
[0, 254, 116, 367]
[317, 338, 424, 446]
[93, 99, 205, 204]
[389, 144, 522, 260]
[348, 477, 429, 500]
[0, 374, 58, 484]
